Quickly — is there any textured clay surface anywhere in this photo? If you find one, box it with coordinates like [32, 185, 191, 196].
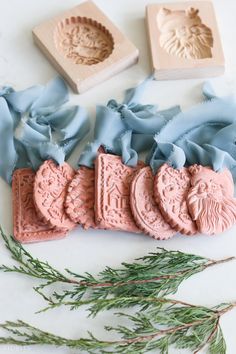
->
[12, 168, 68, 243]
[55, 16, 114, 65]
[187, 165, 236, 235]
[34, 160, 76, 230]
[130, 167, 176, 240]
[157, 7, 213, 60]
[65, 167, 97, 229]
[154, 164, 197, 235]
[95, 153, 143, 233]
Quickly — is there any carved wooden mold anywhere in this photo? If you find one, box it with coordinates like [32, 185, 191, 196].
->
[146, 1, 224, 80]
[54, 17, 114, 66]
[33, 1, 139, 93]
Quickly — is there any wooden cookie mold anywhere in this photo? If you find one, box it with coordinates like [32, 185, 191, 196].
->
[33, 1, 139, 93]
[146, 1, 224, 80]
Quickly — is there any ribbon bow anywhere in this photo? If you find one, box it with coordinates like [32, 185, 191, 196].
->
[0, 77, 90, 184]
[148, 83, 236, 180]
[79, 76, 181, 167]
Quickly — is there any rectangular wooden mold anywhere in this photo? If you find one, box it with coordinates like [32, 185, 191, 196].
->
[33, 0, 139, 93]
[146, 1, 225, 80]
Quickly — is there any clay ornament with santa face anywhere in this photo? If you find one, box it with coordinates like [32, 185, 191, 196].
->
[187, 165, 236, 235]
[157, 7, 213, 60]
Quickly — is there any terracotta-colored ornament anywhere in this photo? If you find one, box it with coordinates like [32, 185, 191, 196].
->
[154, 163, 197, 235]
[12, 168, 68, 243]
[65, 166, 97, 229]
[130, 167, 176, 240]
[33, 1, 139, 93]
[146, 1, 224, 80]
[34, 160, 76, 230]
[95, 153, 143, 233]
[187, 165, 236, 235]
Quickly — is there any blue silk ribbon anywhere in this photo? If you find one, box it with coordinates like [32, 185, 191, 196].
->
[0, 77, 90, 184]
[2, 75, 236, 185]
[148, 83, 236, 179]
[78, 76, 181, 167]
[79, 77, 236, 181]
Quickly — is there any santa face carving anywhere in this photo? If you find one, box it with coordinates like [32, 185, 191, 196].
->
[157, 7, 213, 60]
[187, 166, 236, 235]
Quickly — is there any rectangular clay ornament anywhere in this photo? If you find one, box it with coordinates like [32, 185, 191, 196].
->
[33, 0, 139, 93]
[12, 168, 67, 243]
[95, 153, 144, 233]
[146, 1, 225, 80]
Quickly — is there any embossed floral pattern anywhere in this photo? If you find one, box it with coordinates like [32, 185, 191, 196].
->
[12, 168, 67, 243]
[95, 154, 143, 232]
[130, 167, 175, 239]
[55, 17, 114, 65]
[34, 160, 76, 229]
[154, 164, 197, 235]
[65, 167, 97, 229]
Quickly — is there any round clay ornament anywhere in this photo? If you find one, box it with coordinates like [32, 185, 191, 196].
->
[65, 167, 97, 229]
[130, 166, 176, 240]
[154, 163, 197, 235]
[34, 160, 76, 230]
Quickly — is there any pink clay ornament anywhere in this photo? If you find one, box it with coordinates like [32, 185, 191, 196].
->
[65, 167, 97, 229]
[187, 165, 236, 235]
[34, 160, 76, 230]
[154, 163, 197, 235]
[95, 153, 144, 233]
[12, 168, 68, 243]
[130, 167, 176, 240]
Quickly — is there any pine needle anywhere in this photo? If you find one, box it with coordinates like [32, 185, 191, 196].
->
[0, 300, 234, 353]
[0, 226, 234, 313]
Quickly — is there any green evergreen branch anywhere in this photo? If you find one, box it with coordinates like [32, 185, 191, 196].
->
[0, 301, 235, 353]
[1, 227, 235, 353]
[0, 227, 70, 285]
[34, 293, 200, 315]
[0, 227, 234, 312]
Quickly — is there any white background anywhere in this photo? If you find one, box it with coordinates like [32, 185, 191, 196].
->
[0, 0, 236, 353]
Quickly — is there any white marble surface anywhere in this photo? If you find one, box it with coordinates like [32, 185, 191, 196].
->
[0, 0, 236, 353]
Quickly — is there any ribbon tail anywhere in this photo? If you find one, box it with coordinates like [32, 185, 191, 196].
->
[202, 81, 217, 100]
[204, 144, 236, 173]
[149, 142, 186, 174]
[78, 140, 101, 168]
[30, 77, 69, 117]
[5, 85, 44, 113]
[120, 130, 138, 166]
[0, 98, 18, 183]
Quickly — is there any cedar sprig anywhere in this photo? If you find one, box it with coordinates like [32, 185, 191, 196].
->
[0, 227, 235, 353]
[0, 227, 71, 287]
[0, 299, 234, 353]
[0, 320, 107, 351]
[0, 227, 234, 312]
